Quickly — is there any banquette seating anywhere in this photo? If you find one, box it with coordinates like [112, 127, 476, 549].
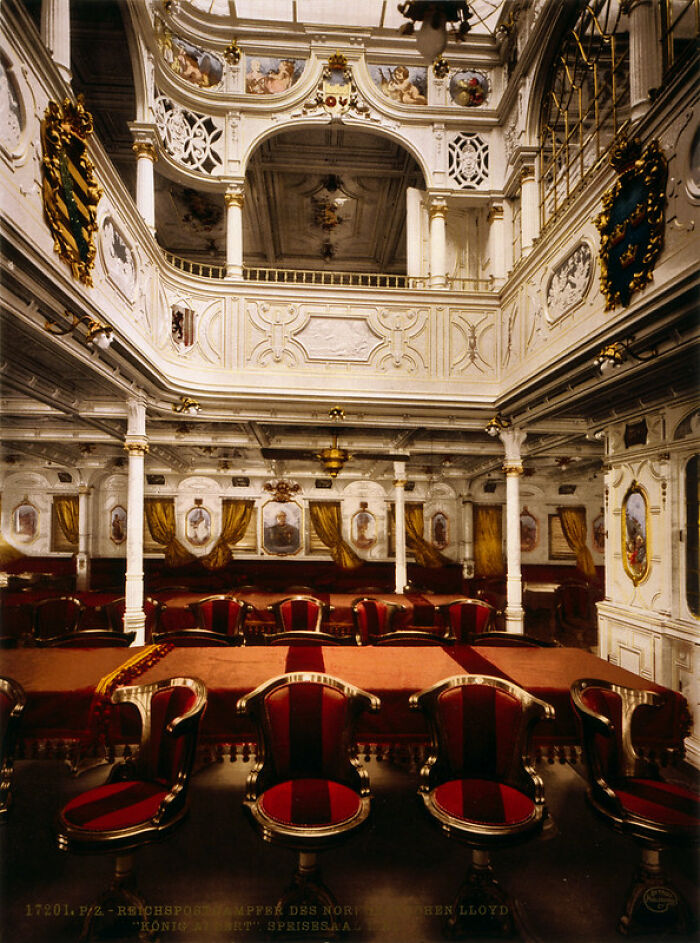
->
[571, 678, 700, 936]
[410, 674, 554, 938]
[237, 672, 380, 917]
[56, 677, 207, 940]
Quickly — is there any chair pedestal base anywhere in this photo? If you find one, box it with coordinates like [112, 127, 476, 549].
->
[618, 847, 696, 937]
[444, 850, 515, 939]
[80, 855, 157, 943]
[270, 852, 342, 940]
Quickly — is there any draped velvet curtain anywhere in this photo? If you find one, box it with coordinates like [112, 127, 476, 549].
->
[309, 502, 362, 570]
[0, 497, 25, 565]
[145, 498, 196, 568]
[474, 505, 505, 577]
[404, 503, 446, 568]
[201, 499, 254, 570]
[558, 506, 596, 579]
[54, 496, 79, 546]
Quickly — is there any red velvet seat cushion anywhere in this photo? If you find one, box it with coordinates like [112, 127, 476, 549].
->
[614, 779, 700, 829]
[433, 778, 535, 826]
[259, 778, 362, 827]
[62, 781, 168, 831]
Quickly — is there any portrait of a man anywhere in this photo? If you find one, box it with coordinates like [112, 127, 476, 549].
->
[263, 501, 301, 555]
[186, 505, 211, 546]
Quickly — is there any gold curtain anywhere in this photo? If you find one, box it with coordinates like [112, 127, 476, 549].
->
[54, 496, 79, 546]
[558, 506, 597, 579]
[310, 502, 363, 570]
[0, 496, 24, 565]
[474, 505, 505, 577]
[404, 503, 446, 568]
[201, 499, 254, 570]
[145, 498, 196, 568]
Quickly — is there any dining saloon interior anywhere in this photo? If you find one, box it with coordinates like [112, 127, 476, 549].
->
[0, 1, 699, 941]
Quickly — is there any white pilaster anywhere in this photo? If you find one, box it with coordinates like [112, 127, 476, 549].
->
[124, 396, 148, 644]
[428, 197, 447, 288]
[225, 186, 245, 278]
[461, 497, 475, 579]
[394, 461, 407, 594]
[488, 203, 506, 285]
[500, 427, 527, 633]
[41, 0, 71, 82]
[628, 0, 662, 122]
[132, 142, 157, 234]
[406, 187, 424, 279]
[520, 165, 539, 252]
[75, 485, 91, 592]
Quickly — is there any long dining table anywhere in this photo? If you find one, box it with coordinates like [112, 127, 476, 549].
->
[1, 643, 689, 767]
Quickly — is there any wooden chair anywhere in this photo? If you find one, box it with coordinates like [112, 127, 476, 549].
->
[57, 678, 207, 940]
[237, 673, 380, 918]
[435, 597, 497, 642]
[410, 674, 554, 937]
[102, 596, 163, 644]
[33, 596, 85, 643]
[189, 594, 251, 645]
[267, 595, 331, 634]
[351, 597, 406, 646]
[0, 677, 26, 821]
[571, 678, 699, 935]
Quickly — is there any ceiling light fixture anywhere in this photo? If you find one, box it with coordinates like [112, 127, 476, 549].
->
[44, 311, 114, 350]
[317, 406, 351, 478]
[172, 396, 201, 415]
[398, 2, 473, 62]
[485, 413, 512, 437]
[594, 338, 658, 374]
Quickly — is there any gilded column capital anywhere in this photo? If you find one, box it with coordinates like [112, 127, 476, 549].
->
[393, 479, 407, 488]
[124, 438, 149, 455]
[487, 203, 504, 223]
[132, 141, 157, 162]
[502, 461, 524, 476]
[225, 189, 245, 208]
[428, 198, 448, 221]
[519, 164, 535, 183]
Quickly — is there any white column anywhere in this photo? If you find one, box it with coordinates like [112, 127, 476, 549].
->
[628, 0, 662, 122]
[461, 497, 475, 579]
[41, 0, 71, 83]
[133, 142, 157, 234]
[394, 461, 408, 594]
[124, 397, 148, 644]
[520, 165, 539, 252]
[225, 186, 244, 278]
[500, 427, 527, 633]
[406, 187, 424, 281]
[75, 484, 91, 592]
[428, 197, 447, 288]
[487, 203, 506, 285]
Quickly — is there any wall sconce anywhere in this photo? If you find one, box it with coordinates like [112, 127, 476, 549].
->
[172, 396, 201, 416]
[398, 2, 472, 61]
[485, 414, 512, 437]
[594, 339, 658, 374]
[44, 311, 113, 350]
[317, 406, 351, 478]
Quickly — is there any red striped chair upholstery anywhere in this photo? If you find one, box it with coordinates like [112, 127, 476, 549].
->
[237, 673, 380, 917]
[103, 596, 162, 644]
[33, 596, 85, 643]
[351, 597, 406, 645]
[435, 597, 496, 642]
[268, 595, 328, 634]
[57, 677, 207, 939]
[190, 594, 251, 644]
[0, 677, 26, 821]
[410, 675, 553, 937]
[571, 679, 699, 936]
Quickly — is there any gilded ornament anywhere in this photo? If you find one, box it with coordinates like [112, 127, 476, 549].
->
[41, 96, 102, 286]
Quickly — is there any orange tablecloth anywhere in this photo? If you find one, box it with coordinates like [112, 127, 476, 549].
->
[0, 645, 688, 761]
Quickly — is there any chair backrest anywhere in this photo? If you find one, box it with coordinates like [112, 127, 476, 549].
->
[37, 630, 136, 648]
[112, 677, 207, 790]
[437, 598, 496, 641]
[157, 602, 199, 634]
[237, 673, 380, 795]
[351, 597, 404, 645]
[470, 632, 559, 647]
[191, 595, 250, 639]
[556, 582, 594, 621]
[33, 596, 85, 640]
[268, 596, 325, 633]
[103, 596, 162, 643]
[0, 676, 26, 818]
[570, 678, 664, 784]
[410, 675, 554, 796]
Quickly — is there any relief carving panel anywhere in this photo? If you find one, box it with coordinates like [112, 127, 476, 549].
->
[294, 315, 382, 362]
[450, 313, 495, 375]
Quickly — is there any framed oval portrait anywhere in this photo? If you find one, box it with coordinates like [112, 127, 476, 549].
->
[110, 505, 127, 545]
[351, 504, 376, 551]
[12, 501, 38, 543]
[186, 504, 211, 547]
[622, 481, 649, 585]
[263, 500, 302, 556]
[520, 507, 538, 553]
[431, 511, 449, 550]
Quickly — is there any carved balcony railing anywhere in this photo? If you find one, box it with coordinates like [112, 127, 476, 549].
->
[162, 253, 496, 292]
